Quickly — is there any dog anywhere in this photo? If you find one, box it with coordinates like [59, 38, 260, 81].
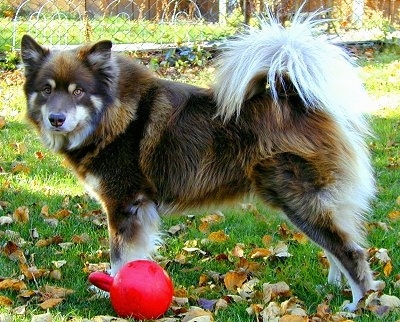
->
[21, 11, 384, 311]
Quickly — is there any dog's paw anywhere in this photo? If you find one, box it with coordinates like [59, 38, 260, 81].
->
[342, 301, 358, 312]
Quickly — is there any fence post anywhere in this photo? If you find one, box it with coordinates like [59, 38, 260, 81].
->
[352, 0, 364, 28]
[219, 0, 227, 25]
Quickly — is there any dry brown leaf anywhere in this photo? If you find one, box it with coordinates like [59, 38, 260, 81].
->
[0, 116, 6, 129]
[13, 206, 29, 223]
[35, 151, 45, 160]
[231, 244, 245, 258]
[292, 232, 308, 244]
[388, 210, 400, 221]
[20, 263, 49, 280]
[0, 216, 13, 225]
[208, 230, 229, 243]
[249, 247, 272, 259]
[200, 211, 224, 225]
[83, 262, 111, 274]
[199, 221, 210, 233]
[262, 235, 273, 246]
[42, 285, 74, 298]
[4, 241, 26, 264]
[263, 281, 291, 303]
[39, 298, 63, 309]
[260, 302, 281, 320]
[0, 313, 13, 322]
[246, 303, 263, 316]
[35, 236, 63, 247]
[49, 270, 62, 280]
[383, 261, 393, 277]
[280, 315, 308, 322]
[0, 295, 13, 306]
[168, 223, 185, 235]
[182, 307, 214, 322]
[71, 234, 90, 244]
[31, 313, 53, 322]
[0, 279, 27, 291]
[11, 162, 30, 174]
[91, 316, 129, 322]
[224, 271, 248, 292]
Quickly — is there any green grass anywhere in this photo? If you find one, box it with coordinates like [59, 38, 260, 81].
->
[0, 49, 400, 321]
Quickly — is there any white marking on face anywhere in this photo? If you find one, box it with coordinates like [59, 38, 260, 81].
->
[47, 79, 56, 89]
[68, 83, 77, 94]
[90, 95, 103, 112]
[28, 92, 38, 106]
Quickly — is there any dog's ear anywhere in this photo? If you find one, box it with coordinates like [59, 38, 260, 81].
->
[79, 40, 117, 87]
[82, 40, 113, 67]
[20, 35, 49, 77]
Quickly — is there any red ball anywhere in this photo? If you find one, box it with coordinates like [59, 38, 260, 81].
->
[110, 260, 174, 319]
[89, 260, 174, 319]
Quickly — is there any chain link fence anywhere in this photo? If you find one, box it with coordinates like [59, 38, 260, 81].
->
[0, 0, 399, 52]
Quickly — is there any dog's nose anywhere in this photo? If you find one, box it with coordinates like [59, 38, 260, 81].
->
[48, 113, 66, 128]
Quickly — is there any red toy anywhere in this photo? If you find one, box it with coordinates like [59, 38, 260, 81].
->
[89, 260, 174, 319]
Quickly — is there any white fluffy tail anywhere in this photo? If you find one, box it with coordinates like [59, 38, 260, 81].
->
[213, 11, 370, 132]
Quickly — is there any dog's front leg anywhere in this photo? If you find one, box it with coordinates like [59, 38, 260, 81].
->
[106, 196, 162, 276]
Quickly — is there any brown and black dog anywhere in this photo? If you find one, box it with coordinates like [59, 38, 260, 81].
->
[21, 11, 384, 311]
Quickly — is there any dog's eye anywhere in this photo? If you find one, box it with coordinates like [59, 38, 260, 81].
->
[42, 85, 52, 95]
[73, 88, 83, 96]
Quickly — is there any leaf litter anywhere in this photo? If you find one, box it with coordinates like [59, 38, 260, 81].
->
[1, 195, 400, 321]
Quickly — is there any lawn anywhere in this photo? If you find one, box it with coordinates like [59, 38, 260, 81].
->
[0, 46, 399, 321]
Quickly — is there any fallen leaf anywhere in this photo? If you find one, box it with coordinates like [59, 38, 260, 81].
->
[279, 315, 308, 322]
[249, 247, 272, 259]
[20, 263, 49, 280]
[208, 230, 229, 243]
[263, 281, 291, 303]
[0, 313, 13, 321]
[198, 298, 217, 311]
[42, 285, 74, 298]
[262, 235, 273, 246]
[11, 162, 30, 174]
[231, 244, 245, 258]
[0, 295, 13, 306]
[52, 260, 67, 268]
[0, 279, 27, 291]
[31, 313, 53, 322]
[39, 298, 63, 309]
[224, 271, 248, 292]
[168, 223, 185, 235]
[379, 294, 400, 309]
[246, 303, 263, 316]
[182, 307, 214, 322]
[388, 210, 400, 221]
[13, 206, 29, 223]
[0, 116, 6, 129]
[200, 211, 224, 225]
[0, 216, 13, 225]
[292, 232, 308, 244]
[383, 261, 393, 277]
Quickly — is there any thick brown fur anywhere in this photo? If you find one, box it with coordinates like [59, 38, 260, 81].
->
[21, 15, 384, 311]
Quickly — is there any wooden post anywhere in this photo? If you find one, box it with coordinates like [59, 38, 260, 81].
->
[219, 0, 227, 25]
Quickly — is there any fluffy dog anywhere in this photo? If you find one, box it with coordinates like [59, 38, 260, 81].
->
[21, 11, 383, 310]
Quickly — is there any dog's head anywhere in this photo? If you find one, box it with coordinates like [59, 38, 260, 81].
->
[20, 35, 119, 152]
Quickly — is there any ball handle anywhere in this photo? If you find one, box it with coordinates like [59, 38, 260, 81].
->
[88, 271, 113, 292]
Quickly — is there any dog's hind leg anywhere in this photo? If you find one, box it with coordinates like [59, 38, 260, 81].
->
[252, 154, 384, 311]
[106, 195, 162, 276]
